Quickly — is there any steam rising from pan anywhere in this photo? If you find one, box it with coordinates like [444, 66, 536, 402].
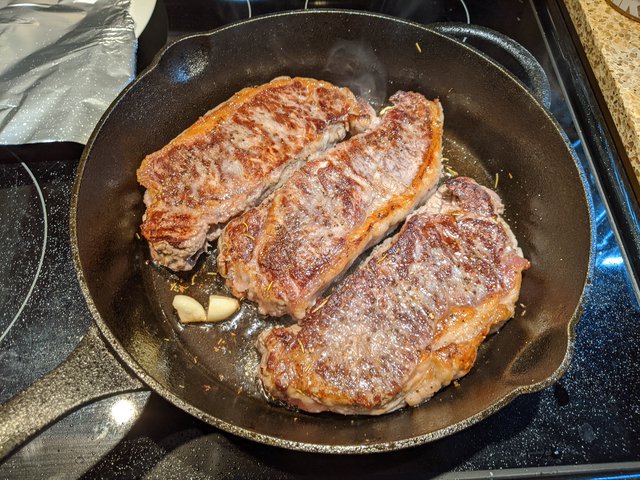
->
[323, 40, 388, 110]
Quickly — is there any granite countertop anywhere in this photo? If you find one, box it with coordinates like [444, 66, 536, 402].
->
[564, 0, 640, 179]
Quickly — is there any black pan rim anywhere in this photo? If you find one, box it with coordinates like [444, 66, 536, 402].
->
[70, 9, 596, 454]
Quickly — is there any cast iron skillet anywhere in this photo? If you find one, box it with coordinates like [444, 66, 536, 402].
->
[0, 10, 593, 456]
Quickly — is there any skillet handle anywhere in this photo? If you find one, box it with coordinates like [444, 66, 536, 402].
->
[0, 324, 144, 460]
[430, 23, 551, 109]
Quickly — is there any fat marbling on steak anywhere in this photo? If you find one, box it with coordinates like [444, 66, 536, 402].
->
[137, 77, 376, 271]
[257, 177, 530, 415]
[218, 91, 444, 319]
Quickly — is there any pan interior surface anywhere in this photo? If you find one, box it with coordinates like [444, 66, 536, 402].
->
[74, 11, 591, 452]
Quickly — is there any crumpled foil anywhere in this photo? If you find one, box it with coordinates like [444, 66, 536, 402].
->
[0, 0, 136, 144]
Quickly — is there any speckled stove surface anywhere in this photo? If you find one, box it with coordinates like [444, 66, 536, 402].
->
[0, 0, 639, 478]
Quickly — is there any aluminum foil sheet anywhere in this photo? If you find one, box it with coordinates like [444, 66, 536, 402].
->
[0, 0, 136, 144]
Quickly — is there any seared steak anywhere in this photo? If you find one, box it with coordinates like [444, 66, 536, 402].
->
[137, 77, 375, 271]
[218, 91, 444, 319]
[257, 177, 530, 415]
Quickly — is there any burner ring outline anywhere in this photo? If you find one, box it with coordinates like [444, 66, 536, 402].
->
[0, 161, 48, 345]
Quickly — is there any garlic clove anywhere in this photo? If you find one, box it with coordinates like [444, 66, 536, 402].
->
[207, 295, 240, 322]
[173, 294, 207, 323]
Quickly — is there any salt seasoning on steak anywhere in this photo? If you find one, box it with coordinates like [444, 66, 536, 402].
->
[257, 177, 530, 415]
[137, 77, 376, 271]
[218, 91, 444, 319]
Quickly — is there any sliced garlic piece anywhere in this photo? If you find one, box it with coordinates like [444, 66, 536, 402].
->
[173, 294, 207, 323]
[207, 295, 240, 322]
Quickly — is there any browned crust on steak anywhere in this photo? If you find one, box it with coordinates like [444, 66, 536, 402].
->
[257, 177, 530, 415]
[137, 77, 375, 271]
[218, 91, 444, 319]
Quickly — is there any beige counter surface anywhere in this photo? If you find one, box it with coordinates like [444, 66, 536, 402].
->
[564, 0, 640, 179]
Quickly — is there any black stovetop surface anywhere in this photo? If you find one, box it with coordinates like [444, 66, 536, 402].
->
[1, 1, 639, 478]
